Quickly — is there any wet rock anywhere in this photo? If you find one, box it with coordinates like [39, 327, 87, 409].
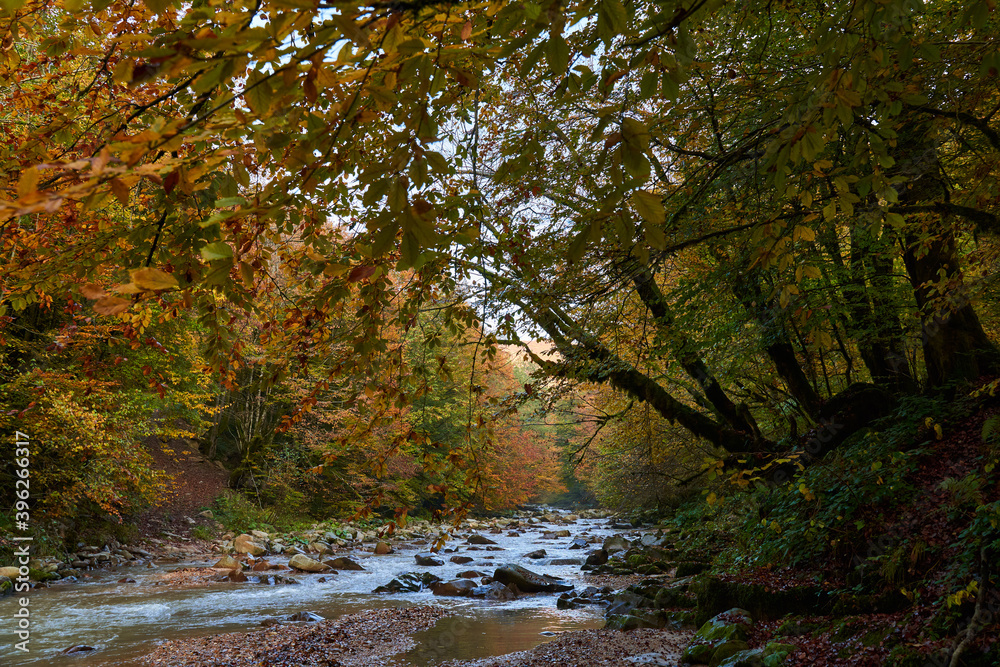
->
[286, 611, 324, 622]
[450, 555, 474, 565]
[228, 569, 248, 582]
[569, 538, 590, 550]
[682, 608, 755, 665]
[233, 534, 267, 557]
[213, 555, 240, 569]
[548, 558, 583, 566]
[525, 549, 547, 559]
[473, 581, 519, 601]
[373, 572, 442, 593]
[585, 549, 609, 567]
[374, 541, 392, 555]
[251, 560, 273, 572]
[307, 542, 331, 555]
[457, 570, 486, 578]
[467, 535, 497, 545]
[415, 553, 445, 566]
[607, 591, 648, 616]
[431, 579, 478, 597]
[603, 535, 630, 553]
[288, 554, 331, 573]
[327, 557, 365, 571]
[492, 563, 573, 593]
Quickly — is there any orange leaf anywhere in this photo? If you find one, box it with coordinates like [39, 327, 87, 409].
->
[93, 296, 130, 315]
[79, 284, 107, 299]
[348, 265, 377, 282]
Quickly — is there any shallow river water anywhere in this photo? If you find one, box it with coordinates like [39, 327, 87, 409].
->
[0, 512, 632, 666]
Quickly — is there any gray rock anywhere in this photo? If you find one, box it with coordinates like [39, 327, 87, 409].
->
[327, 557, 365, 571]
[288, 554, 331, 573]
[492, 563, 573, 593]
[373, 572, 441, 593]
[415, 553, 445, 566]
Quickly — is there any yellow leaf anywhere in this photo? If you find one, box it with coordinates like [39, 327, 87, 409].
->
[17, 167, 39, 198]
[130, 268, 180, 291]
[793, 225, 816, 242]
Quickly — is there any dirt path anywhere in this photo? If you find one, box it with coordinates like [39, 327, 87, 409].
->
[138, 435, 230, 539]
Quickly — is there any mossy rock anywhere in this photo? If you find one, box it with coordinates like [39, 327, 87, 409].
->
[676, 561, 710, 577]
[682, 641, 717, 664]
[761, 642, 797, 666]
[696, 609, 753, 643]
[774, 615, 823, 637]
[710, 641, 750, 667]
[663, 609, 698, 629]
[692, 576, 831, 626]
[0, 576, 12, 596]
[627, 553, 650, 568]
[861, 627, 892, 647]
[27, 568, 59, 582]
[656, 586, 697, 608]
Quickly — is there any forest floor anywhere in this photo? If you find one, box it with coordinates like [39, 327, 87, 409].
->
[137, 435, 229, 543]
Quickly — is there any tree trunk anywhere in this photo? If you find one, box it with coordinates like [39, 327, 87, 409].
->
[629, 262, 761, 439]
[731, 269, 823, 417]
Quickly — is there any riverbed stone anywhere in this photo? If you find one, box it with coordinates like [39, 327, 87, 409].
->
[234, 534, 267, 556]
[288, 554, 331, 573]
[525, 549, 546, 559]
[450, 555, 474, 565]
[431, 579, 478, 596]
[326, 557, 365, 571]
[0, 566, 21, 578]
[492, 563, 573, 593]
[467, 534, 497, 545]
[473, 581, 518, 601]
[213, 555, 240, 569]
[415, 553, 445, 566]
[373, 572, 441, 593]
[374, 541, 392, 554]
[603, 536, 631, 553]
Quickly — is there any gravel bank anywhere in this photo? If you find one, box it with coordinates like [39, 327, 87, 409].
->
[440, 627, 691, 667]
[140, 606, 449, 666]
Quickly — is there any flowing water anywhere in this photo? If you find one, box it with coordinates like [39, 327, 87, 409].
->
[0, 512, 633, 666]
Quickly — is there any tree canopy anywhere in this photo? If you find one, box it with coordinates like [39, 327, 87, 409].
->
[3, 0, 1000, 501]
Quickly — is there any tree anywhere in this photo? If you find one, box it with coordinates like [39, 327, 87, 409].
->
[2, 0, 1000, 490]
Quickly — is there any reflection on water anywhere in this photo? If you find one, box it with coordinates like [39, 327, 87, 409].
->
[403, 606, 603, 666]
[0, 512, 627, 666]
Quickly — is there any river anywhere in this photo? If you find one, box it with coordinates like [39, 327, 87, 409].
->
[0, 511, 633, 666]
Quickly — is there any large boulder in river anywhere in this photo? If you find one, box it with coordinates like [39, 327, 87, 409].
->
[374, 541, 392, 555]
[327, 557, 365, 571]
[603, 535, 630, 554]
[493, 563, 573, 593]
[473, 581, 518, 601]
[467, 534, 497, 545]
[431, 579, 478, 597]
[415, 553, 445, 566]
[585, 549, 609, 567]
[524, 549, 547, 559]
[373, 572, 441, 593]
[234, 534, 267, 556]
[288, 554, 331, 573]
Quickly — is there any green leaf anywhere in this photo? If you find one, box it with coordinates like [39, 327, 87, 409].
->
[200, 242, 234, 261]
[631, 190, 665, 224]
[546, 35, 570, 76]
[597, 0, 627, 41]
